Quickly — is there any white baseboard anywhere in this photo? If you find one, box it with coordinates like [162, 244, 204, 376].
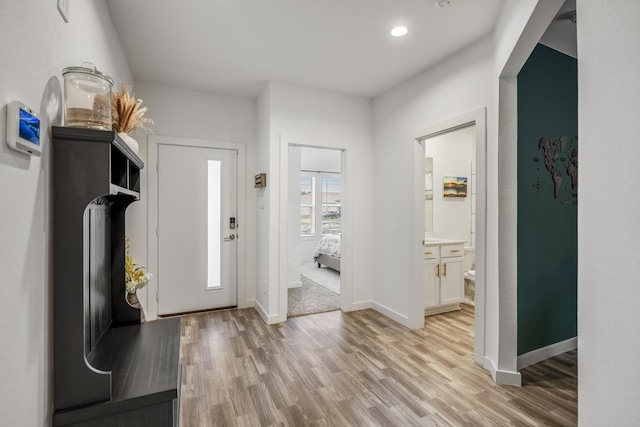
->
[485, 356, 497, 381]
[517, 337, 577, 370]
[372, 302, 411, 328]
[425, 303, 460, 316]
[485, 356, 522, 386]
[344, 300, 373, 312]
[496, 368, 522, 386]
[254, 301, 282, 324]
[254, 301, 268, 323]
[288, 281, 302, 289]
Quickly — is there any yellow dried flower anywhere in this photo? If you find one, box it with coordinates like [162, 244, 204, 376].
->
[125, 237, 152, 294]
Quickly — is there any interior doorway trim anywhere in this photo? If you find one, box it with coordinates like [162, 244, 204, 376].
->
[147, 135, 247, 321]
[278, 137, 351, 322]
[495, 0, 566, 385]
[410, 107, 487, 366]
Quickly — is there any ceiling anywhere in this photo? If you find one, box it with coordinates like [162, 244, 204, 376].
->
[540, 0, 577, 58]
[106, 0, 504, 99]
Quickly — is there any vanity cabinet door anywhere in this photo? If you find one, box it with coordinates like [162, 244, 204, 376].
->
[424, 257, 440, 309]
[440, 257, 464, 305]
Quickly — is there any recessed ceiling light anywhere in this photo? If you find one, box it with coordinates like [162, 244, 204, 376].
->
[390, 26, 408, 37]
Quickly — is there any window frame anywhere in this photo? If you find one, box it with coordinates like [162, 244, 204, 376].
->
[299, 173, 316, 236]
[300, 171, 341, 237]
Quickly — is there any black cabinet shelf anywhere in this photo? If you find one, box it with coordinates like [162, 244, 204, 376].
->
[53, 319, 181, 427]
[52, 127, 181, 427]
[51, 126, 144, 197]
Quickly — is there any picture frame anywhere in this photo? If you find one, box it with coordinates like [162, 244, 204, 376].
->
[443, 176, 467, 197]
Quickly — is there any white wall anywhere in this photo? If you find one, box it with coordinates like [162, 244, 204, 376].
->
[262, 82, 373, 323]
[372, 36, 493, 327]
[256, 84, 279, 321]
[0, 1, 132, 425]
[129, 82, 258, 314]
[578, 1, 640, 424]
[424, 125, 474, 244]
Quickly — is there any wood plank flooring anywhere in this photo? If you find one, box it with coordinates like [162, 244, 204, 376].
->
[179, 304, 577, 426]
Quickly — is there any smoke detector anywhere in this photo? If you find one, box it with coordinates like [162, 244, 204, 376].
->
[435, 0, 451, 7]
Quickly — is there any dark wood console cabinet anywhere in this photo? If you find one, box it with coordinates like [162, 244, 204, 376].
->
[52, 127, 181, 426]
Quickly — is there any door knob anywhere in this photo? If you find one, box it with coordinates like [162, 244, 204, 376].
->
[223, 234, 236, 241]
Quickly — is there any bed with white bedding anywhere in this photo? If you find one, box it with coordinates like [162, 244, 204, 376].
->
[313, 234, 341, 272]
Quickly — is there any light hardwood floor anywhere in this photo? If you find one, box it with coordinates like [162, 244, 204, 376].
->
[179, 304, 577, 426]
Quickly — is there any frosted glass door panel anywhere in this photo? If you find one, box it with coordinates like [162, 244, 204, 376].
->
[207, 160, 221, 288]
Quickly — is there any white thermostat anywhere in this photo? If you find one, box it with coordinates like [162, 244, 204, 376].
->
[6, 100, 42, 156]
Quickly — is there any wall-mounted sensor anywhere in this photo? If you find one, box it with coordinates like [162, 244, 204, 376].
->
[6, 101, 42, 156]
[254, 173, 266, 188]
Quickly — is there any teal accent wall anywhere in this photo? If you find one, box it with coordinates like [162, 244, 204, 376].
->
[517, 44, 578, 356]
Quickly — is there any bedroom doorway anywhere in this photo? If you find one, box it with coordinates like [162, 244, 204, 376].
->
[286, 146, 343, 317]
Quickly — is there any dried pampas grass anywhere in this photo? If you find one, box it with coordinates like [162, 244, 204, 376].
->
[111, 84, 153, 133]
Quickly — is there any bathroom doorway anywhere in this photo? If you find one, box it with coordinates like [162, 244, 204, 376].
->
[413, 108, 487, 365]
[422, 124, 477, 309]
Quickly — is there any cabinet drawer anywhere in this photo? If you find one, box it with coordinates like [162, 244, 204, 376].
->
[423, 246, 440, 259]
[441, 244, 464, 258]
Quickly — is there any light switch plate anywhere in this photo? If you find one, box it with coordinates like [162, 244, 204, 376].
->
[57, 0, 69, 23]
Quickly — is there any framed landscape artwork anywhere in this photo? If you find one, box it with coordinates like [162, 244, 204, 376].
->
[443, 176, 467, 197]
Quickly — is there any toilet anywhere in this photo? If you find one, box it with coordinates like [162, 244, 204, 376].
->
[463, 247, 475, 304]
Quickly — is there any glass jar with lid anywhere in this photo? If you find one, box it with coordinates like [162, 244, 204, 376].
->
[62, 62, 114, 130]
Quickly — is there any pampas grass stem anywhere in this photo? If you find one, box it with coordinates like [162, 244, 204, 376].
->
[111, 84, 153, 133]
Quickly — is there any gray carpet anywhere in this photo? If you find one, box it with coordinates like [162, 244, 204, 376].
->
[300, 262, 341, 294]
[287, 275, 340, 318]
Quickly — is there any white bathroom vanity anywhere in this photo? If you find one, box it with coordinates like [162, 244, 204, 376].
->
[423, 238, 466, 315]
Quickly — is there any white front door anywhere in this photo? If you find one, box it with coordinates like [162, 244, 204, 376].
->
[157, 144, 237, 315]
